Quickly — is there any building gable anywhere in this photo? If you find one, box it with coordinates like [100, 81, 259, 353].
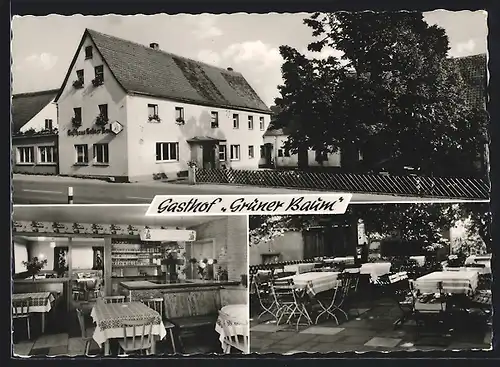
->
[12, 89, 58, 133]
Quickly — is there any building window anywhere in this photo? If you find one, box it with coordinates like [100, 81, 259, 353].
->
[76, 69, 84, 83]
[233, 114, 239, 129]
[85, 46, 93, 59]
[75, 144, 89, 164]
[277, 149, 284, 157]
[248, 145, 254, 159]
[39, 146, 56, 163]
[44, 119, 53, 130]
[211, 111, 219, 128]
[73, 107, 82, 125]
[230, 145, 240, 161]
[218, 144, 227, 161]
[175, 107, 184, 122]
[93, 143, 109, 164]
[93, 65, 104, 86]
[260, 145, 265, 159]
[156, 142, 179, 162]
[284, 148, 291, 157]
[259, 116, 265, 131]
[17, 146, 34, 164]
[315, 150, 328, 161]
[248, 116, 254, 130]
[98, 104, 108, 120]
[148, 104, 159, 119]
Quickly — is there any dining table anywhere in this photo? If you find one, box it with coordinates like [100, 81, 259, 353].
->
[13, 292, 56, 333]
[360, 262, 392, 282]
[215, 304, 249, 353]
[280, 271, 341, 298]
[413, 271, 479, 295]
[90, 300, 167, 355]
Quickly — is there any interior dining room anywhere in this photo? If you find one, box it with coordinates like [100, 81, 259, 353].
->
[11, 205, 249, 357]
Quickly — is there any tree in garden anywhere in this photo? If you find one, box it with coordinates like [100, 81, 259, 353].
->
[249, 204, 491, 257]
[273, 12, 488, 177]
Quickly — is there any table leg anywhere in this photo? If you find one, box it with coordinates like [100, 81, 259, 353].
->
[41, 313, 45, 334]
[104, 340, 110, 356]
[169, 329, 176, 354]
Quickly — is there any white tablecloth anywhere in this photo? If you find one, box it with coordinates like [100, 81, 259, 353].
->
[410, 256, 426, 266]
[215, 304, 248, 353]
[360, 262, 392, 282]
[91, 301, 167, 347]
[414, 271, 479, 295]
[331, 256, 355, 265]
[13, 292, 55, 313]
[464, 255, 491, 274]
[282, 272, 341, 297]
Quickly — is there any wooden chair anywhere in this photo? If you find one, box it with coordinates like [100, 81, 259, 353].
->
[141, 298, 164, 319]
[218, 310, 248, 354]
[118, 317, 155, 355]
[13, 297, 32, 340]
[103, 295, 125, 304]
[75, 307, 93, 356]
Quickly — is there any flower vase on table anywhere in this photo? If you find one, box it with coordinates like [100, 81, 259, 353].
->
[23, 257, 48, 280]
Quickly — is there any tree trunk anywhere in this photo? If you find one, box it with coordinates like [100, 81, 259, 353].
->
[297, 144, 309, 170]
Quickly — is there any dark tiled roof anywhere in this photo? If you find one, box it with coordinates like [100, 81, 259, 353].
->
[449, 53, 487, 108]
[187, 136, 227, 143]
[11, 89, 58, 133]
[63, 29, 270, 113]
[264, 127, 293, 136]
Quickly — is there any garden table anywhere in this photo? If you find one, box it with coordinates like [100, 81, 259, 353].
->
[91, 301, 167, 355]
[414, 271, 479, 295]
[360, 262, 392, 282]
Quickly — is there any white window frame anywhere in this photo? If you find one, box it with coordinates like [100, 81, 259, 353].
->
[17, 146, 35, 164]
[156, 142, 179, 162]
[230, 145, 240, 161]
[233, 114, 239, 129]
[75, 144, 89, 164]
[248, 116, 254, 130]
[248, 145, 254, 159]
[259, 116, 265, 131]
[211, 111, 219, 128]
[93, 143, 109, 164]
[218, 144, 227, 161]
[148, 104, 159, 118]
[38, 146, 56, 164]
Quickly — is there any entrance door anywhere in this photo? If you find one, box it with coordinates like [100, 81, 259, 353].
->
[202, 143, 216, 169]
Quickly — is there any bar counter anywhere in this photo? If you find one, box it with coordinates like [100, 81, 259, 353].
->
[118, 279, 246, 306]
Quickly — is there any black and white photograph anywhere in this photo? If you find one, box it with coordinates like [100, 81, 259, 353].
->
[248, 202, 492, 353]
[11, 206, 249, 356]
[11, 10, 489, 204]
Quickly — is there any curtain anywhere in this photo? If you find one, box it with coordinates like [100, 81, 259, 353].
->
[92, 246, 104, 270]
[53, 246, 69, 274]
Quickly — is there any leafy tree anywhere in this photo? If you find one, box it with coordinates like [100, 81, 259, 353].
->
[273, 12, 488, 177]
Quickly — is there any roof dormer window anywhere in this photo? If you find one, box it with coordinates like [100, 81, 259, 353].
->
[85, 46, 93, 59]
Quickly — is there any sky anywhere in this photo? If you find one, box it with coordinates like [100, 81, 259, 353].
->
[12, 10, 488, 106]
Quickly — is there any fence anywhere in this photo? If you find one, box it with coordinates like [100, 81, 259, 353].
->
[195, 168, 490, 200]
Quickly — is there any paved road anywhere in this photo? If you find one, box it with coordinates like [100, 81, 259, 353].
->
[12, 175, 478, 205]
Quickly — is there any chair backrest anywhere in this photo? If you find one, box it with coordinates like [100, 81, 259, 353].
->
[12, 297, 31, 317]
[120, 317, 155, 351]
[218, 310, 249, 353]
[271, 278, 298, 305]
[104, 295, 125, 304]
[142, 298, 164, 319]
[75, 307, 87, 338]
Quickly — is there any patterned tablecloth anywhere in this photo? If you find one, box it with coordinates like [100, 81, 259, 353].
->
[324, 257, 355, 265]
[13, 292, 55, 313]
[90, 301, 167, 346]
[215, 304, 249, 353]
[414, 271, 479, 295]
[360, 262, 392, 282]
[281, 272, 341, 297]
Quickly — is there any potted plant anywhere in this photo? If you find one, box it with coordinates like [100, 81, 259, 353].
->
[197, 259, 208, 280]
[92, 77, 103, 87]
[72, 79, 84, 89]
[148, 114, 161, 123]
[71, 117, 82, 127]
[22, 257, 48, 280]
[217, 267, 228, 281]
[175, 117, 185, 125]
[95, 114, 108, 126]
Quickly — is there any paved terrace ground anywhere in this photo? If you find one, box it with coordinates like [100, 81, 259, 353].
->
[13, 174, 482, 205]
[250, 298, 492, 354]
